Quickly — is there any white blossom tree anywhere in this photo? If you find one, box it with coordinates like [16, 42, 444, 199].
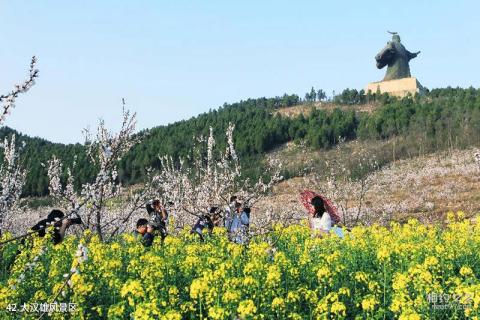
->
[0, 56, 38, 235]
[0, 135, 27, 235]
[0, 56, 39, 124]
[47, 102, 140, 240]
[314, 139, 379, 226]
[152, 123, 283, 232]
[47, 155, 77, 208]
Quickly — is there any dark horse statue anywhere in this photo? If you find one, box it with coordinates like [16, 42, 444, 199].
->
[375, 32, 420, 81]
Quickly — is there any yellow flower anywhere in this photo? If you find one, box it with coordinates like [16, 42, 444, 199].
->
[248, 242, 270, 258]
[392, 273, 409, 291]
[33, 290, 47, 300]
[304, 290, 318, 304]
[274, 251, 288, 265]
[212, 226, 226, 235]
[460, 266, 473, 277]
[447, 211, 456, 222]
[287, 312, 303, 320]
[286, 291, 300, 303]
[5, 212, 480, 319]
[243, 262, 256, 275]
[208, 306, 226, 320]
[390, 296, 402, 313]
[361, 295, 378, 312]
[120, 279, 145, 306]
[289, 267, 299, 279]
[420, 270, 432, 283]
[168, 286, 179, 296]
[106, 259, 122, 269]
[399, 313, 421, 320]
[315, 298, 328, 315]
[266, 265, 281, 286]
[271, 297, 285, 310]
[338, 287, 351, 297]
[207, 256, 221, 266]
[107, 304, 125, 318]
[424, 256, 438, 267]
[180, 302, 196, 313]
[317, 266, 331, 281]
[190, 278, 208, 299]
[326, 292, 339, 303]
[228, 243, 243, 259]
[243, 276, 257, 287]
[377, 246, 391, 262]
[183, 255, 200, 270]
[368, 281, 381, 293]
[162, 310, 182, 320]
[122, 233, 136, 243]
[354, 271, 369, 283]
[71, 273, 94, 296]
[330, 301, 346, 316]
[92, 305, 103, 316]
[326, 252, 340, 264]
[222, 290, 239, 303]
[237, 299, 257, 318]
[168, 286, 179, 305]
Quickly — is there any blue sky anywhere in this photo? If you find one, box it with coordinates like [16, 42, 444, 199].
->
[1, 1, 478, 143]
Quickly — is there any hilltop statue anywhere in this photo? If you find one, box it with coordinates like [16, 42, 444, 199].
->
[375, 31, 420, 81]
[366, 32, 424, 97]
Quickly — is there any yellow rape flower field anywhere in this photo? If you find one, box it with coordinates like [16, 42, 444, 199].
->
[0, 212, 479, 319]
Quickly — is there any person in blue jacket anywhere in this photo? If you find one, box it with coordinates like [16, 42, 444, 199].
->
[229, 206, 250, 244]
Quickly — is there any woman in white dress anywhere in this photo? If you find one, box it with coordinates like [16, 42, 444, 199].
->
[309, 196, 332, 236]
[308, 196, 346, 238]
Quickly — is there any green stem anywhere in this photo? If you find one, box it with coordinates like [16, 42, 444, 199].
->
[383, 262, 386, 320]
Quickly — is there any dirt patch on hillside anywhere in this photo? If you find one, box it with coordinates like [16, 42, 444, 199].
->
[259, 147, 480, 226]
[273, 101, 378, 118]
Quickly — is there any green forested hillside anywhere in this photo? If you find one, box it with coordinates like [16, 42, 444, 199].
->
[118, 96, 357, 184]
[2, 87, 479, 197]
[0, 127, 95, 196]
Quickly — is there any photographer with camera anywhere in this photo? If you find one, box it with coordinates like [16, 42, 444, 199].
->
[31, 209, 83, 245]
[145, 199, 169, 241]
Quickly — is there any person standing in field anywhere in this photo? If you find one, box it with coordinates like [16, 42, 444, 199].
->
[229, 205, 250, 244]
[308, 196, 332, 235]
[191, 207, 222, 241]
[308, 196, 345, 238]
[146, 199, 168, 241]
[223, 196, 238, 231]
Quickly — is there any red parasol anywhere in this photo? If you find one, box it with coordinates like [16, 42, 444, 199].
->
[299, 190, 341, 224]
